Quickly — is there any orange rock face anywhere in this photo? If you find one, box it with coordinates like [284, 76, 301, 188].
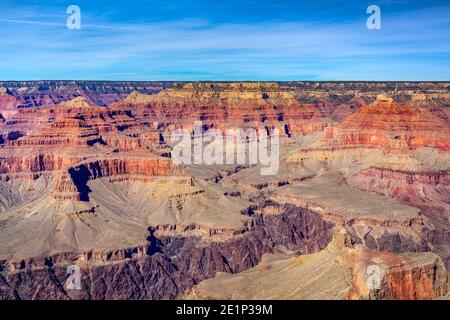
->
[344, 246, 448, 300]
[0, 82, 448, 300]
[51, 171, 83, 201]
[324, 95, 450, 152]
[70, 157, 181, 179]
[0, 96, 172, 202]
[109, 83, 335, 135]
[0, 87, 18, 117]
[381, 256, 447, 300]
[348, 167, 450, 203]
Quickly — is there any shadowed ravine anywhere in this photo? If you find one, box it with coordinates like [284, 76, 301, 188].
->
[0, 81, 449, 300]
[0, 204, 334, 300]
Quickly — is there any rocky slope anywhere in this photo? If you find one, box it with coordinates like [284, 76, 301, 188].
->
[0, 204, 335, 299]
[324, 94, 450, 152]
[0, 81, 449, 300]
[187, 232, 448, 300]
[0, 81, 174, 109]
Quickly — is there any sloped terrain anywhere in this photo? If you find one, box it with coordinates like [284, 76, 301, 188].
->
[0, 81, 449, 300]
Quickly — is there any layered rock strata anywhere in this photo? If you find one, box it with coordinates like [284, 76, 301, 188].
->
[0, 82, 448, 300]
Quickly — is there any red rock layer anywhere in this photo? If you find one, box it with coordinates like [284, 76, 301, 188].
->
[51, 171, 82, 201]
[324, 95, 450, 152]
[9, 117, 102, 148]
[348, 167, 450, 203]
[362, 252, 448, 300]
[0, 154, 85, 174]
[49, 157, 180, 201]
[350, 249, 448, 300]
[381, 256, 448, 299]
[2, 80, 450, 109]
[70, 157, 181, 179]
[0, 81, 172, 108]
[0, 96, 168, 177]
[109, 83, 335, 135]
[0, 87, 18, 117]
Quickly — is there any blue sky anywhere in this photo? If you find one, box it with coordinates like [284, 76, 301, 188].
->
[0, 0, 449, 80]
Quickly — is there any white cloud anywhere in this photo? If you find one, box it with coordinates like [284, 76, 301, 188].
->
[0, 4, 448, 80]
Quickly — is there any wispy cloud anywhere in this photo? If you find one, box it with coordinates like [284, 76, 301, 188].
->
[0, 2, 448, 80]
[0, 18, 66, 26]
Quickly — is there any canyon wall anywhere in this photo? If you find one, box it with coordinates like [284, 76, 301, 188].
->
[0, 81, 448, 300]
[0, 204, 334, 300]
[0, 81, 174, 108]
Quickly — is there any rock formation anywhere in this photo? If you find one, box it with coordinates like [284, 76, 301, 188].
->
[324, 94, 450, 152]
[187, 232, 448, 300]
[0, 81, 174, 109]
[0, 81, 449, 300]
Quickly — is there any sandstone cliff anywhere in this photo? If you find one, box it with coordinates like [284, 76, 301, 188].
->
[0, 81, 448, 300]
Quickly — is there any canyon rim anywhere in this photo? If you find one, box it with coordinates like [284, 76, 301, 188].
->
[0, 81, 448, 300]
[1, 0, 449, 306]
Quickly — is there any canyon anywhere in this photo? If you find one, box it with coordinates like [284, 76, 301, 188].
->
[0, 81, 449, 300]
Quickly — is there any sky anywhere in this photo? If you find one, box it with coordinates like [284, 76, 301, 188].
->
[0, 0, 449, 81]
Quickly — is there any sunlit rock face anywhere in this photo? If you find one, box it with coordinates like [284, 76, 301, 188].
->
[0, 81, 173, 109]
[324, 94, 450, 152]
[108, 82, 333, 136]
[0, 81, 449, 300]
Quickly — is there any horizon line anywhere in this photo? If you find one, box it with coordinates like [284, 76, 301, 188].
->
[1, 79, 449, 83]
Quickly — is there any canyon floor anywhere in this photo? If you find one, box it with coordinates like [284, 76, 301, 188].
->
[0, 81, 449, 300]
